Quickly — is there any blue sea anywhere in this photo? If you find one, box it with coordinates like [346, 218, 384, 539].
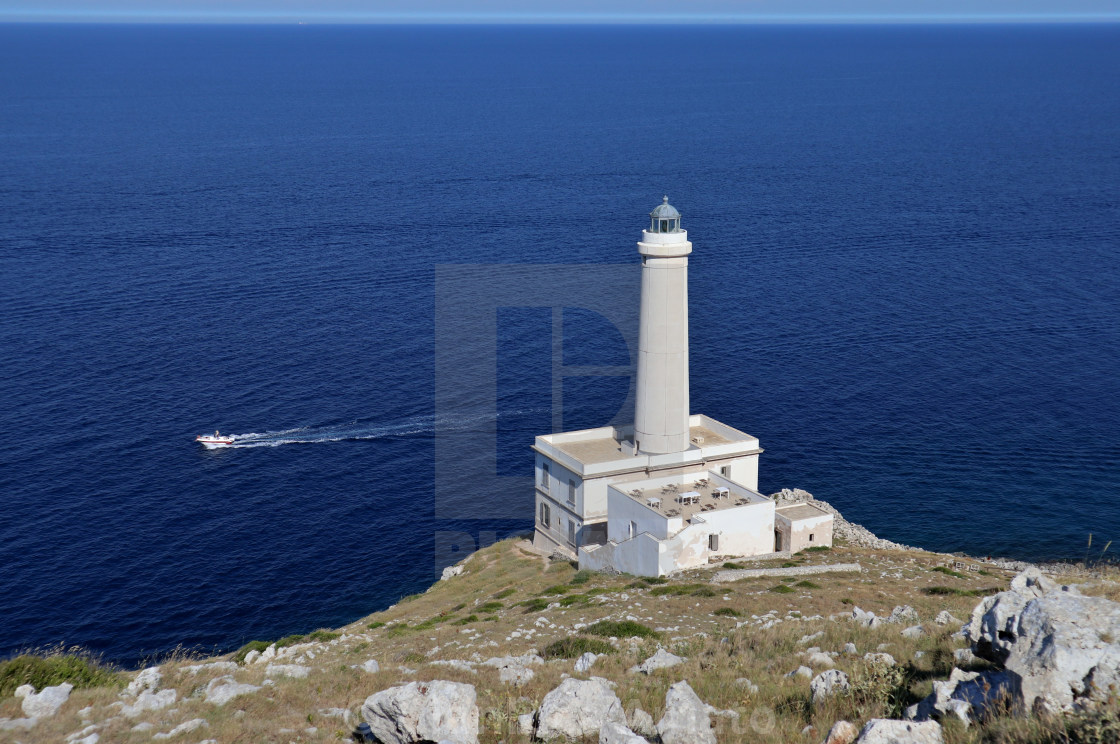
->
[1, 23, 1118, 666]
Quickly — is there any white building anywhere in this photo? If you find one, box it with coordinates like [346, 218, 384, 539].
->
[532, 197, 832, 576]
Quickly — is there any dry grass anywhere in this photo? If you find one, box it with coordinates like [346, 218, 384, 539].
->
[5, 539, 1116, 743]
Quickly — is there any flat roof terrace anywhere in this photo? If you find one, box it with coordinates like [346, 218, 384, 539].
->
[551, 425, 734, 466]
[618, 474, 768, 523]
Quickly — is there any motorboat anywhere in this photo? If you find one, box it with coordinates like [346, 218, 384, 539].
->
[196, 430, 234, 449]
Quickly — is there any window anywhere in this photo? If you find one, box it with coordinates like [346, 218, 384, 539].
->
[568, 521, 577, 546]
[721, 465, 730, 477]
[628, 520, 637, 539]
[709, 534, 719, 551]
[539, 502, 550, 528]
[809, 533, 815, 543]
[567, 479, 576, 505]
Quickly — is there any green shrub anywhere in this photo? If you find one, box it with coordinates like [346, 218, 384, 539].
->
[847, 658, 914, 718]
[385, 624, 411, 638]
[559, 593, 592, 607]
[782, 562, 798, 568]
[402, 652, 425, 664]
[640, 576, 669, 585]
[475, 601, 503, 614]
[923, 586, 999, 597]
[584, 620, 659, 639]
[540, 585, 570, 595]
[452, 615, 479, 626]
[795, 580, 821, 589]
[367, 621, 385, 630]
[276, 634, 306, 648]
[521, 598, 550, 613]
[233, 640, 272, 664]
[723, 561, 746, 569]
[399, 592, 423, 603]
[769, 584, 795, 594]
[841, 598, 854, 605]
[649, 583, 715, 597]
[307, 630, 340, 642]
[492, 588, 516, 599]
[805, 545, 832, 553]
[0, 654, 122, 696]
[570, 570, 593, 585]
[542, 637, 615, 659]
[713, 607, 741, 617]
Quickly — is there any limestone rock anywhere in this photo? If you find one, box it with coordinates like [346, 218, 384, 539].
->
[574, 652, 598, 673]
[807, 652, 836, 668]
[536, 677, 625, 741]
[600, 720, 649, 744]
[656, 680, 715, 744]
[821, 719, 859, 744]
[257, 644, 277, 664]
[965, 567, 1055, 663]
[120, 688, 177, 717]
[0, 718, 38, 732]
[886, 606, 918, 625]
[242, 650, 261, 665]
[266, 663, 310, 679]
[19, 683, 72, 718]
[361, 680, 479, 744]
[935, 610, 961, 626]
[629, 648, 684, 674]
[843, 643, 858, 656]
[480, 653, 543, 669]
[864, 653, 896, 667]
[153, 718, 208, 739]
[1004, 590, 1120, 712]
[905, 667, 1012, 726]
[517, 713, 535, 736]
[127, 666, 162, 695]
[735, 678, 759, 694]
[787, 665, 813, 679]
[360, 659, 381, 674]
[854, 718, 943, 744]
[627, 707, 656, 738]
[184, 661, 238, 675]
[901, 625, 925, 639]
[953, 648, 980, 666]
[441, 565, 464, 581]
[810, 670, 850, 706]
[204, 676, 261, 705]
[498, 665, 534, 686]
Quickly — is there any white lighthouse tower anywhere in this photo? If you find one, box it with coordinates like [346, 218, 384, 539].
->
[634, 196, 692, 455]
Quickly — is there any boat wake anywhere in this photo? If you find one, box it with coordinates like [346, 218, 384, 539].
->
[214, 410, 543, 449]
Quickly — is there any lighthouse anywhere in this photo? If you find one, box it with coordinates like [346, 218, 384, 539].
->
[634, 196, 692, 455]
[530, 196, 833, 571]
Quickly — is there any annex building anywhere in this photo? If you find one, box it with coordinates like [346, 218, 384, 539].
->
[532, 198, 832, 576]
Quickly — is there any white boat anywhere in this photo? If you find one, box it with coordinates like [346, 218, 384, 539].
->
[196, 430, 234, 448]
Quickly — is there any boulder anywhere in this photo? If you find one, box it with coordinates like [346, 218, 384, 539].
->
[119, 688, 177, 717]
[735, 678, 759, 694]
[19, 683, 72, 718]
[807, 652, 835, 668]
[600, 720, 649, 744]
[904, 667, 1012, 726]
[810, 670, 850, 706]
[901, 625, 925, 639]
[863, 653, 896, 667]
[821, 719, 859, 744]
[1003, 590, 1120, 712]
[537, 677, 625, 741]
[0, 718, 38, 732]
[934, 611, 961, 626]
[965, 567, 1055, 663]
[886, 606, 918, 625]
[127, 666, 162, 695]
[204, 676, 261, 705]
[629, 648, 684, 674]
[498, 665, 534, 686]
[441, 565, 464, 581]
[153, 718, 208, 740]
[574, 652, 598, 673]
[786, 665, 813, 679]
[854, 718, 943, 744]
[517, 713, 535, 736]
[843, 643, 858, 656]
[627, 707, 656, 738]
[656, 680, 715, 744]
[361, 680, 479, 744]
[360, 659, 381, 674]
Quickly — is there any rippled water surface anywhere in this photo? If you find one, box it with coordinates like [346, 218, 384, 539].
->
[1, 24, 1118, 664]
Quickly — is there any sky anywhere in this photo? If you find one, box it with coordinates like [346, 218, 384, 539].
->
[2, 0, 1119, 24]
